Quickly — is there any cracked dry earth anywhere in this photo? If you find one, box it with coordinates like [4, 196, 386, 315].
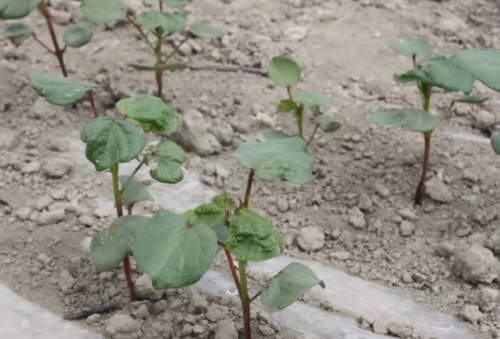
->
[2, 0, 500, 338]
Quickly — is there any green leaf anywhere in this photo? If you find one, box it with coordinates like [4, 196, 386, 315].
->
[387, 38, 430, 57]
[149, 141, 186, 184]
[31, 74, 99, 106]
[491, 133, 500, 155]
[116, 95, 178, 135]
[119, 175, 153, 207]
[189, 22, 223, 38]
[262, 130, 293, 140]
[260, 263, 325, 312]
[133, 210, 218, 289]
[227, 208, 283, 262]
[80, 117, 146, 172]
[63, 20, 93, 48]
[5, 23, 32, 47]
[137, 10, 186, 32]
[212, 223, 230, 245]
[268, 57, 301, 88]
[91, 215, 150, 271]
[393, 68, 424, 83]
[277, 99, 297, 113]
[129, 63, 187, 72]
[455, 94, 489, 104]
[370, 109, 441, 133]
[421, 56, 473, 94]
[291, 89, 330, 116]
[316, 114, 341, 133]
[0, 0, 41, 20]
[80, 0, 127, 24]
[194, 193, 236, 227]
[152, 0, 193, 7]
[233, 137, 314, 184]
[456, 50, 500, 92]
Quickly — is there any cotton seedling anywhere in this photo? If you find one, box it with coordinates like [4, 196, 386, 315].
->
[133, 136, 325, 338]
[1, 0, 96, 77]
[79, 0, 223, 99]
[370, 39, 489, 205]
[268, 56, 341, 145]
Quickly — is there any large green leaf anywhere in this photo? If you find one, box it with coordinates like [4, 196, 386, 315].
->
[260, 263, 325, 312]
[491, 133, 500, 155]
[80, 0, 127, 24]
[189, 23, 223, 38]
[262, 130, 293, 140]
[455, 94, 489, 104]
[31, 74, 99, 106]
[119, 175, 153, 207]
[0, 0, 41, 20]
[268, 57, 301, 88]
[80, 117, 146, 172]
[456, 50, 500, 92]
[116, 95, 178, 135]
[370, 109, 441, 133]
[291, 89, 330, 116]
[91, 215, 150, 272]
[233, 137, 314, 184]
[5, 23, 32, 47]
[133, 210, 218, 289]
[149, 0, 193, 7]
[227, 208, 283, 262]
[137, 10, 186, 32]
[149, 141, 186, 184]
[316, 114, 341, 133]
[387, 38, 430, 57]
[63, 20, 93, 48]
[421, 56, 473, 94]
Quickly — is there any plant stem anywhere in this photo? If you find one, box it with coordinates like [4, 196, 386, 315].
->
[249, 290, 261, 302]
[126, 15, 156, 53]
[110, 164, 137, 301]
[87, 91, 98, 118]
[243, 169, 256, 208]
[414, 132, 431, 206]
[159, 0, 163, 11]
[164, 33, 191, 63]
[286, 86, 292, 100]
[238, 260, 251, 339]
[32, 32, 55, 54]
[119, 160, 146, 195]
[412, 54, 416, 69]
[38, 0, 67, 77]
[294, 105, 304, 139]
[307, 123, 320, 146]
[154, 31, 165, 98]
[224, 249, 241, 294]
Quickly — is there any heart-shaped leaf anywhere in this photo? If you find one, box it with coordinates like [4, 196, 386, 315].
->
[388, 38, 430, 57]
[189, 22, 223, 38]
[291, 89, 330, 116]
[5, 23, 32, 47]
[129, 63, 187, 72]
[233, 137, 314, 184]
[491, 133, 500, 155]
[262, 130, 293, 141]
[260, 263, 325, 312]
[455, 94, 489, 104]
[119, 175, 153, 207]
[370, 109, 441, 133]
[456, 50, 500, 92]
[137, 10, 186, 32]
[80, 0, 127, 24]
[0, 0, 41, 20]
[116, 95, 178, 135]
[227, 208, 283, 262]
[316, 114, 341, 133]
[194, 193, 236, 227]
[91, 215, 150, 271]
[81, 117, 146, 172]
[149, 0, 193, 7]
[133, 210, 218, 289]
[421, 56, 473, 94]
[31, 74, 99, 106]
[63, 20, 93, 48]
[277, 99, 297, 113]
[149, 141, 186, 183]
[268, 57, 301, 88]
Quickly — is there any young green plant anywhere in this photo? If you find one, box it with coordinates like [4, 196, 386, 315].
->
[78, 94, 186, 301]
[2, 0, 95, 77]
[268, 56, 341, 145]
[370, 39, 489, 205]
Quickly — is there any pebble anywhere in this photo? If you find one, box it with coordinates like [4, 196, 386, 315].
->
[50, 189, 66, 200]
[94, 208, 109, 218]
[297, 226, 325, 251]
[214, 319, 238, 339]
[358, 194, 373, 213]
[15, 207, 31, 221]
[58, 270, 76, 293]
[424, 178, 453, 203]
[36, 195, 53, 210]
[456, 246, 500, 284]
[460, 305, 484, 324]
[206, 304, 229, 322]
[21, 161, 41, 174]
[478, 286, 499, 312]
[400, 221, 415, 237]
[276, 198, 289, 212]
[41, 158, 73, 178]
[348, 207, 366, 230]
[187, 295, 209, 314]
[86, 314, 102, 324]
[374, 182, 390, 198]
[105, 314, 142, 339]
[37, 209, 66, 225]
[329, 251, 351, 261]
[402, 272, 413, 284]
[151, 300, 168, 315]
[134, 274, 162, 300]
[259, 324, 275, 335]
[283, 25, 309, 41]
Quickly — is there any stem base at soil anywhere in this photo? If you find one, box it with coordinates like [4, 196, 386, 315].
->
[414, 132, 431, 206]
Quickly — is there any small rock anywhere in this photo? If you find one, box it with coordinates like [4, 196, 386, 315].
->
[180, 323, 194, 337]
[206, 304, 229, 322]
[358, 194, 373, 213]
[79, 215, 94, 227]
[32, 97, 56, 119]
[193, 324, 206, 334]
[329, 251, 351, 261]
[151, 300, 168, 315]
[460, 305, 483, 324]
[276, 198, 289, 213]
[0, 127, 17, 149]
[402, 272, 413, 284]
[21, 161, 41, 174]
[259, 324, 275, 335]
[49, 8, 71, 25]
[297, 226, 325, 251]
[50, 189, 66, 200]
[373, 317, 389, 334]
[41, 158, 73, 178]
[214, 319, 238, 339]
[456, 246, 500, 284]
[36, 195, 53, 210]
[37, 209, 66, 225]
[58, 270, 76, 293]
[398, 208, 417, 221]
[187, 295, 209, 314]
[400, 221, 415, 237]
[15, 207, 31, 221]
[211, 122, 234, 146]
[94, 208, 109, 218]
[488, 229, 500, 255]
[178, 110, 222, 156]
[348, 207, 366, 230]
[425, 178, 453, 203]
[478, 286, 499, 312]
[86, 314, 102, 324]
[435, 242, 455, 258]
[105, 314, 142, 339]
[387, 322, 413, 338]
[134, 274, 162, 300]
[284, 25, 309, 41]
[475, 110, 495, 129]
[374, 182, 390, 198]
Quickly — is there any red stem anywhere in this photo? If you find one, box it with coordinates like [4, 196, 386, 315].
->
[242, 295, 251, 339]
[243, 169, 256, 208]
[414, 133, 431, 205]
[224, 249, 241, 294]
[287, 85, 292, 100]
[159, 1, 163, 11]
[307, 123, 320, 146]
[412, 54, 416, 69]
[164, 33, 191, 63]
[155, 70, 164, 98]
[87, 91, 98, 118]
[122, 254, 137, 301]
[38, 1, 67, 77]
[32, 33, 55, 54]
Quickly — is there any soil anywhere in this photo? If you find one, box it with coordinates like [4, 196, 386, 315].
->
[1, 0, 500, 338]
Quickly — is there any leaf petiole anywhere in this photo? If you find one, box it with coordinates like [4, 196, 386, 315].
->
[119, 159, 146, 196]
